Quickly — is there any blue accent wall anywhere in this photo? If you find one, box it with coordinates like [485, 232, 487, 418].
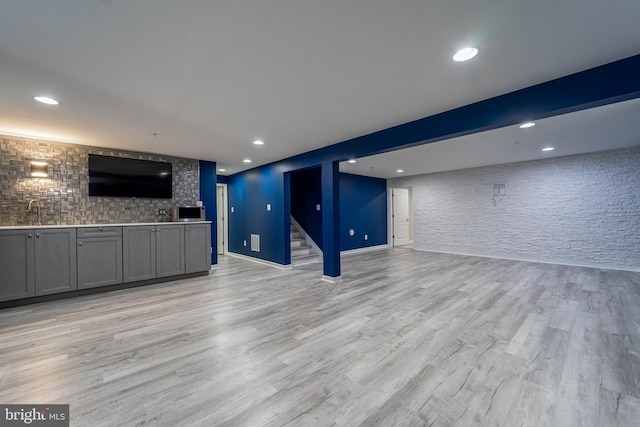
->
[339, 173, 387, 251]
[291, 168, 387, 251]
[228, 166, 288, 264]
[198, 160, 217, 265]
[224, 55, 640, 276]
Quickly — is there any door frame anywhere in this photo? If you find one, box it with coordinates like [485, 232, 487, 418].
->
[216, 183, 228, 255]
[388, 186, 413, 247]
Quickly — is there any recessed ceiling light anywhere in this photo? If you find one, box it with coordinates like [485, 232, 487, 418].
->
[519, 122, 536, 129]
[218, 168, 226, 172]
[542, 147, 555, 152]
[453, 47, 479, 62]
[348, 159, 356, 164]
[243, 159, 252, 163]
[34, 96, 59, 105]
[253, 140, 264, 145]
[396, 169, 404, 173]
[30, 161, 47, 166]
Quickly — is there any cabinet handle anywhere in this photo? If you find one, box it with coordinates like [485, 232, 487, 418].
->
[36, 233, 40, 238]
[78, 241, 83, 246]
[28, 233, 33, 238]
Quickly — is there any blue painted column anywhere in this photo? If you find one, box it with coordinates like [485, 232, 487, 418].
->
[321, 160, 341, 281]
[198, 160, 217, 265]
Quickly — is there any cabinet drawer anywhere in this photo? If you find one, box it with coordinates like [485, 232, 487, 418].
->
[77, 226, 122, 238]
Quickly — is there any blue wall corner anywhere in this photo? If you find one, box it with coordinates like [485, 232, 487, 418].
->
[198, 160, 217, 265]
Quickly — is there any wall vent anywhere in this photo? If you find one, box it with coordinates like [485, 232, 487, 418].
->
[251, 234, 260, 252]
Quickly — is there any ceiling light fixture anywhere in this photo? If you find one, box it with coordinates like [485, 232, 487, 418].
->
[542, 147, 555, 152]
[348, 159, 356, 164]
[218, 168, 226, 172]
[396, 169, 404, 173]
[453, 47, 479, 62]
[243, 159, 252, 163]
[253, 140, 264, 145]
[519, 122, 536, 129]
[34, 96, 59, 105]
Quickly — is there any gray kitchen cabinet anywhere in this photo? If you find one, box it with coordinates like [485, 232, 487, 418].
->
[77, 227, 123, 289]
[156, 224, 185, 278]
[0, 229, 36, 302]
[123, 225, 157, 283]
[34, 228, 78, 295]
[123, 224, 185, 282]
[185, 223, 211, 273]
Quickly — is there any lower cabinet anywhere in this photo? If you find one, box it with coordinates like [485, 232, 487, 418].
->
[77, 227, 123, 289]
[34, 228, 77, 295]
[122, 224, 186, 283]
[0, 230, 35, 302]
[1, 223, 210, 304]
[0, 228, 76, 302]
[185, 223, 211, 273]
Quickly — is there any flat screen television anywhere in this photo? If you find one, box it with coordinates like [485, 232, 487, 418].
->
[88, 154, 173, 198]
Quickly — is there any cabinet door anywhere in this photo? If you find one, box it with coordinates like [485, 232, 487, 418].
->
[123, 226, 156, 283]
[0, 230, 35, 301]
[77, 236, 123, 289]
[156, 224, 185, 278]
[185, 223, 211, 273]
[34, 228, 77, 295]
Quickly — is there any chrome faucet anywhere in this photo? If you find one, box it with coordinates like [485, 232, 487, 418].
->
[27, 199, 42, 226]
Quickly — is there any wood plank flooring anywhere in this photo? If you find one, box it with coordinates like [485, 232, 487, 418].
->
[1, 249, 640, 426]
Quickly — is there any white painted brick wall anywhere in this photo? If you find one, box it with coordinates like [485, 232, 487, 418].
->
[389, 147, 640, 270]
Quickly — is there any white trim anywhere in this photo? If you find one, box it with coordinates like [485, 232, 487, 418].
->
[414, 248, 640, 273]
[322, 275, 342, 283]
[227, 252, 293, 270]
[341, 244, 390, 256]
[216, 183, 229, 255]
[290, 215, 322, 260]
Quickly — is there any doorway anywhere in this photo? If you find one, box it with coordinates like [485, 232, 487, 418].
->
[392, 187, 412, 247]
[216, 184, 228, 255]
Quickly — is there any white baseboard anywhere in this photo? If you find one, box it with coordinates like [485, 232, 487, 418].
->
[322, 275, 342, 283]
[227, 252, 292, 270]
[414, 247, 640, 273]
[341, 244, 390, 256]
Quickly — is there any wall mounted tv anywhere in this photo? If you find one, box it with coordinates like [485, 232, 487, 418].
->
[88, 154, 173, 198]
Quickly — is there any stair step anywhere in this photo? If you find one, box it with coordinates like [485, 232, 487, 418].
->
[291, 246, 311, 256]
[291, 253, 321, 266]
[290, 231, 301, 239]
[291, 238, 306, 247]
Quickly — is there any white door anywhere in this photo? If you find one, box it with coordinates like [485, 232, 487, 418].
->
[393, 188, 410, 246]
[216, 185, 225, 254]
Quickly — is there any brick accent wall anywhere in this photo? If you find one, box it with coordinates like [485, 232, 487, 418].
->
[389, 146, 640, 270]
[0, 135, 199, 226]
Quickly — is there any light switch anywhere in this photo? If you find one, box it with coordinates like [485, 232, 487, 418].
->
[316, 204, 321, 211]
[267, 204, 271, 211]
[231, 206, 235, 213]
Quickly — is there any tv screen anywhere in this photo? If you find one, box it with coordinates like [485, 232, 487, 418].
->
[88, 154, 172, 198]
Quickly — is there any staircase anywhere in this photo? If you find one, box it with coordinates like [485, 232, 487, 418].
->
[290, 222, 321, 266]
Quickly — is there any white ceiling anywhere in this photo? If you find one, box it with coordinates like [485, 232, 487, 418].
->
[340, 98, 640, 178]
[1, 1, 639, 175]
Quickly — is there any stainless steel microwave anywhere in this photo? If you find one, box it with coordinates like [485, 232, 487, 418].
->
[171, 206, 205, 222]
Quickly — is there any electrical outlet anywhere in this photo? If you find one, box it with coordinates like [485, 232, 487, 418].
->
[243, 240, 247, 247]
[267, 204, 271, 211]
[365, 234, 368, 240]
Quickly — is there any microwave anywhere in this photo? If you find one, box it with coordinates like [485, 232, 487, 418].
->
[171, 206, 205, 222]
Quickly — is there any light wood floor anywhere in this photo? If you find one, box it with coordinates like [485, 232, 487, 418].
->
[1, 249, 639, 426]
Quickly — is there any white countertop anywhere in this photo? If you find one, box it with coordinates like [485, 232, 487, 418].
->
[0, 221, 212, 231]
